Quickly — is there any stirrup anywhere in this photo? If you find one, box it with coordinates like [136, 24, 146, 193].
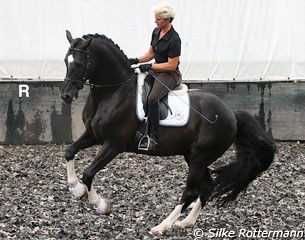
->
[138, 135, 151, 151]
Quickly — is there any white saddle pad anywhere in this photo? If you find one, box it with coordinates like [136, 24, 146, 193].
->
[136, 73, 190, 127]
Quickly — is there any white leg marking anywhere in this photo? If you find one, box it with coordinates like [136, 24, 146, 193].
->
[66, 160, 86, 198]
[149, 204, 183, 236]
[72, 182, 87, 198]
[175, 198, 202, 228]
[188, 201, 196, 209]
[66, 160, 78, 188]
[88, 186, 100, 207]
[88, 186, 111, 215]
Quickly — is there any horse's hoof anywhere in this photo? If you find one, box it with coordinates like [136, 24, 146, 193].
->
[80, 191, 88, 202]
[71, 182, 87, 199]
[95, 198, 111, 215]
[149, 226, 166, 236]
[174, 220, 194, 228]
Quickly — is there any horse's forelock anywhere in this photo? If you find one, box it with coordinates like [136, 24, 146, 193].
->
[70, 37, 84, 48]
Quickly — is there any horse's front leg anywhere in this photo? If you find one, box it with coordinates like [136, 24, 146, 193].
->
[65, 129, 96, 160]
[65, 130, 96, 198]
[66, 160, 87, 199]
[81, 142, 118, 215]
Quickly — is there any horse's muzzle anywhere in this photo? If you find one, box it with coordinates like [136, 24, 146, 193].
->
[62, 93, 78, 104]
[61, 94, 73, 104]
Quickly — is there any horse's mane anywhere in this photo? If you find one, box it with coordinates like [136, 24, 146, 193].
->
[81, 33, 130, 67]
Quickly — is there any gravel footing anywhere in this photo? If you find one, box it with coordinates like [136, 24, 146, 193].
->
[0, 142, 304, 239]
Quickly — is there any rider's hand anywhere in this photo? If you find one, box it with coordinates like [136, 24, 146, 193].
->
[139, 64, 152, 72]
[128, 58, 139, 65]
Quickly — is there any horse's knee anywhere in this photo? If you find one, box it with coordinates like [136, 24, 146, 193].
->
[65, 145, 77, 160]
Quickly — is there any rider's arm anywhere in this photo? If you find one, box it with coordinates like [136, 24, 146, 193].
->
[152, 56, 179, 72]
[138, 46, 155, 63]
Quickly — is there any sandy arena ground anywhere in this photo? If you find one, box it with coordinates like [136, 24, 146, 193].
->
[0, 142, 304, 239]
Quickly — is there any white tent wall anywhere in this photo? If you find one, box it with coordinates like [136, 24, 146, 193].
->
[0, 0, 305, 82]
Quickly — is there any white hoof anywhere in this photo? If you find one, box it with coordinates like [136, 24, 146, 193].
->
[95, 198, 111, 215]
[71, 182, 86, 198]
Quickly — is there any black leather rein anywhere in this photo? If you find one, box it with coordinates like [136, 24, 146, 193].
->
[64, 47, 134, 89]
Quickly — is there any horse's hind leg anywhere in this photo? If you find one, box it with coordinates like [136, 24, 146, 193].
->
[150, 157, 204, 236]
[175, 169, 214, 228]
[175, 197, 202, 227]
[81, 143, 118, 215]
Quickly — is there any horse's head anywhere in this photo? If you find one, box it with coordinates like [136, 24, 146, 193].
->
[61, 30, 93, 104]
[61, 30, 135, 104]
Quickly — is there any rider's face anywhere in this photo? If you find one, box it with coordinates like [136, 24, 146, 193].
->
[155, 15, 170, 29]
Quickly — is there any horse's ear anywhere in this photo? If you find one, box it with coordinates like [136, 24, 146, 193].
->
[82, 38, 93, 49]
[66, 30, 73, 43]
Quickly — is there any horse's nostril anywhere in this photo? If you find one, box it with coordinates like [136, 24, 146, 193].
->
[62, 94, 72, 104]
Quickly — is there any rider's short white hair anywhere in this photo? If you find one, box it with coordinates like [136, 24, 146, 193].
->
[153, 1, 176, 21]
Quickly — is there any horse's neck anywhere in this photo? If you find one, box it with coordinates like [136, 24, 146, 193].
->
[91, 42, 132, 86]
[88, 77, 136, 111]
[87, 40, 136, 112]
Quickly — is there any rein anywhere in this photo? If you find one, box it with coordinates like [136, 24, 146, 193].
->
[66, 45, 217, 124]
[148, 71, 218, 124]
[64, 77, 135, 89]
[65, 46, 135, 89]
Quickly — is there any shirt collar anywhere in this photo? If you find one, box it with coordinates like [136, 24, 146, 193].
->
[162, 26, 175, 41]
[155, 26, 175, 41]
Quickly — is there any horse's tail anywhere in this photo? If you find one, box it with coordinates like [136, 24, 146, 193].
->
[212, 111, 276, 205]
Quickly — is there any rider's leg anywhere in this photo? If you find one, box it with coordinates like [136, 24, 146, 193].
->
[147, 100, 160, 148]
[139, 71, 178, 150]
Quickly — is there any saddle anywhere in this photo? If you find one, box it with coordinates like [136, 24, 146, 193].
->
[136, 73, 190, 127]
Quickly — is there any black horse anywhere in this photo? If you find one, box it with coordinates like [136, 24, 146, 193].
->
[61, 30, 276, 235]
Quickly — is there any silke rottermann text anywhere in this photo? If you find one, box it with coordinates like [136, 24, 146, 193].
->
[207, 228, 304, 238]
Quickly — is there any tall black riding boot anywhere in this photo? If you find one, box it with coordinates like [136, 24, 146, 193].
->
[139, 101, 159, 151]
[148, 101, 160, 148]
